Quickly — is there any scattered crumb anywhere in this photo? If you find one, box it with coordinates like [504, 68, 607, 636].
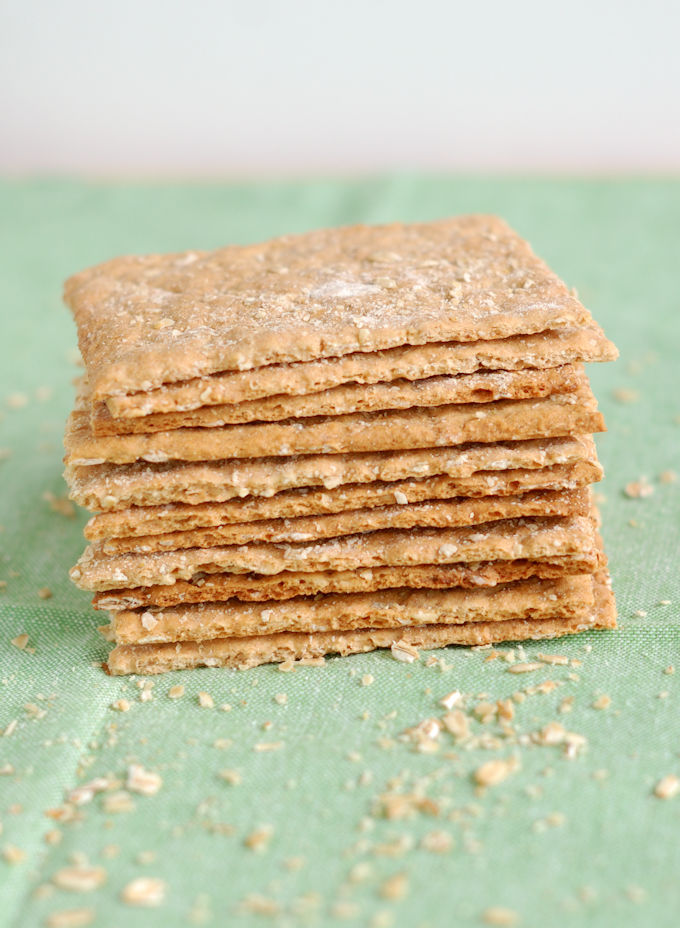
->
[120, 877, 166, 907]
[6, 392, 29, 409]
[244, 825, 273, 853]
[420, 830, 454, 853]
[474, 757, 520, 788]
[197, 692, 214, 709]
[482, 907, 520, 926]
[659, 470, 677, 484]
[3, 844, 26, 864]
[102, 792, 134, 814]
[110, 699, 131, 712]
[46, 909, 95, 928]
[361, 674, 374, 687]
[536, 653, 569, 666]
[592, 695, 612, 711]
[43, 491, 76, 518]
[168, 685, 184, 699]
[253, 742, 284, 753]
[219, 769, 242, 786]
[624, 478, 654, 499]
[38, 587, 53, 600]
[52, 867, 106, 892]
[126, 764, 162, 796]
[507, 662, 543, 674]
[379, 872, 409, 901]
[612, 387, 639, 404]
[654, 775, 680, 799]
[634, 610, 648, 618]
[440, 690, 462, 709]
[273, 693, 287, 705]
[11, 633, 29, 651]
[390, 639, 419, 663]
[664, 666, 675, 675]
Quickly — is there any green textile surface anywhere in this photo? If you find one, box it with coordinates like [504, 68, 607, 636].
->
[0, 178, 679, 928]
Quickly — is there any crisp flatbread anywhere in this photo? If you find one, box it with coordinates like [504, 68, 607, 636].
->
[71, 514, 598, 591]
[103, 570, 616, 673]
[109, 574, 594, 645]
[105, 326, 616, 419]
[94, 551, 604, 611]
[65, 385, 604, 466]
[94, 487, 589, 556]
[84, 459, 602, 541]
[92, 363, 584, 436]
[66, 435, 598, 512]
[64, 215, 597, 402]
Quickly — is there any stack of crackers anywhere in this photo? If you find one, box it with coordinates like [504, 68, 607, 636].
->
[63, 216, 618, 675]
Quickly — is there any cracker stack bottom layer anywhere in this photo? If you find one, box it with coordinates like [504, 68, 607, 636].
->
[62, 216, 619, 674]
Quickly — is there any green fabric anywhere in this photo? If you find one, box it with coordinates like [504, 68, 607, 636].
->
[1, 178, 679, 928]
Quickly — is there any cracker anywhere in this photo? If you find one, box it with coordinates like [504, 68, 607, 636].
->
[66, 434, 598, 511]
[64, 385, 604, 466]
[70, 514, 597, 591]
[104, 570, 616, 673]
[64, 216, 596, 402]
[94, 552, 604, 611]
[84, 459, 602, 541]
[105, 326, 617, 419]
[110, 574, 594, 645]
[95, 487, 590, 556]
[92, 363, 584, 436]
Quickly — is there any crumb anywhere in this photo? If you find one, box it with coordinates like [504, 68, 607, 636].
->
[197, 691, 214, 709]
[654, 775, 680, 799]
[253, 741, 284, 752]
[273, 693, 287, 705]
[592, 695, 612, 710]
[474, 757, 520, 787]
[38, 587, 53, 600]
[613, 387, 639, 404]
[3, 844, 26, 864]
[52, 867, 106, 892]
[11, 633, 29, 651]
[219, 769, 242, 785]
[126, 764, 162, 796]
[244, 825, 273, 852]
[482, 907, 520, 926]
[361, 674, 374, 687]
[659, 470, 677, 484]
[46, 909, 95, 928]
[624, 478, 654, 499]
[379, 872, 409, 901]
[110, 699, 131, 712]
[120, 877, 166, 907]
[390, 639, 419, 663]
[167, 685, 184, 699]
[507, 662, 543, 674]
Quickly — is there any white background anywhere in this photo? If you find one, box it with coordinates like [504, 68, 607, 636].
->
[2, 0, 679, 175]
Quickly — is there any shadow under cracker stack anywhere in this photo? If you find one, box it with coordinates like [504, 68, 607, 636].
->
[61, 215, 618, 673]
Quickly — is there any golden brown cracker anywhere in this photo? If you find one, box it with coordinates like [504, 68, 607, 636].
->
[92, 364, 584, 436]
[84, 459, 602, 541]
[104, 570, 616, 674]
[94, 552, 604, 611]
[64, 216, 596, 402]
[105, 326, 617, 419]
[65, 385, 604, 466]
[66, 435, 598, 512]
[110, 574, 594, 645]
[95, 488, 590, 556]
[71, 514, 598, 591]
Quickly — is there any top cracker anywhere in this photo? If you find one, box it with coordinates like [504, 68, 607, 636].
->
[64, 215, 592, 402]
